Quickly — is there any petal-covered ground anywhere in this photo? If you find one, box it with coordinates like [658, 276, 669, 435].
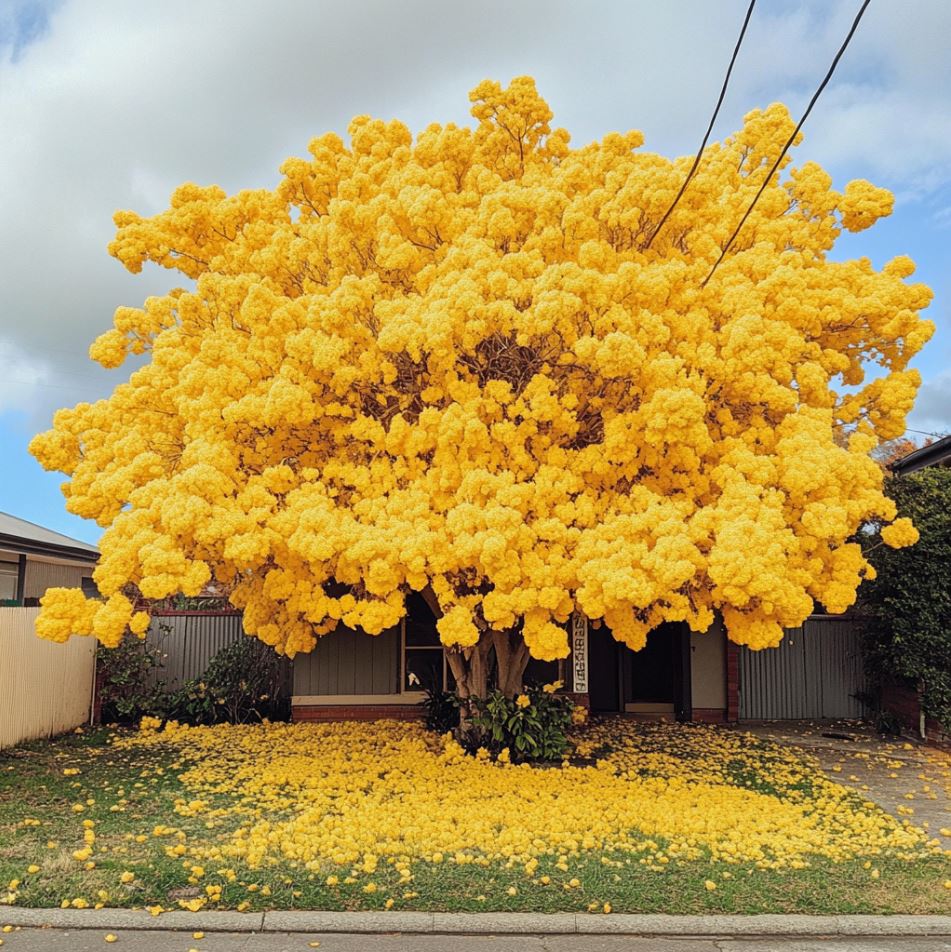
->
[126, 719, 933, 869]
[1, 719, 949, 915]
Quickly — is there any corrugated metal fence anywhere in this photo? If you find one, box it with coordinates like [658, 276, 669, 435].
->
[144, 612, 246, 690]
[738, 615, 868, 720]
[0, 607, 96, 749]
[143, 612, 292, 697]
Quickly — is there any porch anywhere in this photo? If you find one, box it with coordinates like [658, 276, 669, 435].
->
[290, 597, 730, 723]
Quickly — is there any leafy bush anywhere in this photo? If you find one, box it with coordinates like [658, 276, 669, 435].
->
[96, 633, 168, 723]
[861, 468, 951, 732]
[97, 629, 287, 726]
[420, 687, 460, 733]
[470, 681, 576, 762]
[166, 638, 287, 725]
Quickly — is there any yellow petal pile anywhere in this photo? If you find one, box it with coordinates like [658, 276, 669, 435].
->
[113, 719, 937, 872]
[30, 77, 932, 655]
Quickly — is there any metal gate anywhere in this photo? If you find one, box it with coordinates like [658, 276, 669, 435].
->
[738, 616, 868, 720]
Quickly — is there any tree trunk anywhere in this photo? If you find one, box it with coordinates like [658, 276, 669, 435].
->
[421, 584, 532, 735]
[492, 629, 531, 698]
[446, 636, 494, 736]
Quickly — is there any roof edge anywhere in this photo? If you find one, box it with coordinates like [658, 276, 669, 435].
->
[891, 434, 951, 475]
[0, 533, 99, 563]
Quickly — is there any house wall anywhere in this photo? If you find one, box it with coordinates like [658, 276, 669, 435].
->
[690, 618, 726, 719]
[291, 616, 566, 721]
[292, 625, 401, 699]
[292, 622, 425, 721]
[0, 607, 96, 749]
[22, 558, 91, 600]
[292, 613, 726, 722]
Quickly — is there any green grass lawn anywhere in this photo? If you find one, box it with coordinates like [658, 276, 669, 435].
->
[1, 724, 949, 916]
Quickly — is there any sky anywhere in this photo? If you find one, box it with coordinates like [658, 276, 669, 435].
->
[0, 0, 949, 546]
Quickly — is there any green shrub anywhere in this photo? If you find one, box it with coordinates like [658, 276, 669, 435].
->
[96, 633, 168, 723]
[471, 682, 575, 762]
[166, 638, 287, 725]
[420, 687, 460, 733]
[98, 630, 287, 726]
[861, 468, 951, 732]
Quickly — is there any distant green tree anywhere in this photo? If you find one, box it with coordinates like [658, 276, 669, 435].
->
[861, 468, 951, 730]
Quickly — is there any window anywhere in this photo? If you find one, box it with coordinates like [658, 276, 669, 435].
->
[399, 597, 570, 695]
[402, 591, 446, 693]
[81, 576, 100, 598]
[0, 561, 18, 601]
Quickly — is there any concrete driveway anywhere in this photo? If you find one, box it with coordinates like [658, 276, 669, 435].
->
[740, 721, 951, 850]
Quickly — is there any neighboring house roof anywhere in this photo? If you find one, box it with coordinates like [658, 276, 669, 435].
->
[890, 434, 951, 476]
[0, 511, 99, 563]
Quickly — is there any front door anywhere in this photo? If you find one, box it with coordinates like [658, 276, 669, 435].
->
[585, 620, 692, 720]
[587, 623, 621, 712]
[623, 622, 677, 715]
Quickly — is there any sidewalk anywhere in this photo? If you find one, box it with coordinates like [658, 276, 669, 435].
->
[0, 926, 950, 952]
[2, 908, 950, 936]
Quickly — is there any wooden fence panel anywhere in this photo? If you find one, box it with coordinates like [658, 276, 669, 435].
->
[0, 607, 96, 749]
[738, 615, 868, 720]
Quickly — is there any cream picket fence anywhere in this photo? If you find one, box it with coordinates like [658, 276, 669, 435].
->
[0, 607, 96, 750]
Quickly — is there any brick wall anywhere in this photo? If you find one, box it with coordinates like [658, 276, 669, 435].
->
[881, 681, 950, 746]
[293, 704, 423, 722]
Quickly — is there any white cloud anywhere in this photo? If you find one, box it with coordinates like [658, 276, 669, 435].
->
[932, 204, 951, 230]
[907, 369, 951, 438]
[0, 338, 51, 415]
[0, 0, 949, 429]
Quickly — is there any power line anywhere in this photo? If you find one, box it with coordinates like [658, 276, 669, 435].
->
[645, 0, 757, 250]
[701, 0, 873, 288]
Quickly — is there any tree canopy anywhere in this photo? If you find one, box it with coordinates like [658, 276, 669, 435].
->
[31, 77, 931, 666]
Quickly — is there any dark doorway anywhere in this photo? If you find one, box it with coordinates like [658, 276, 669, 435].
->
[588, 623, 621, 712]
[525, 656, 561, 687]
[624, 622, 677, 705]
[586, 621, 692, 719]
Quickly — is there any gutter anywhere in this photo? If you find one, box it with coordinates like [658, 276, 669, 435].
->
[0, 533, 99, 563]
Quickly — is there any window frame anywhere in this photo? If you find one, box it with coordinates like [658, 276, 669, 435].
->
[0, 560, 18, 601]
[399, 616, 447, 695]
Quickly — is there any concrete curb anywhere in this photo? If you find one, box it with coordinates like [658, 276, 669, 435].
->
[0, 909, 265, 932]
[1, 908, 950, 936]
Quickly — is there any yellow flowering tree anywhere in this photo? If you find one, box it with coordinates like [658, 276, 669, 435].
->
[31, 77, 932, 700]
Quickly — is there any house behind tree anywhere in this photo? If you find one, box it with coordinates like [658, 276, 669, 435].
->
[0, 511, 98, 605]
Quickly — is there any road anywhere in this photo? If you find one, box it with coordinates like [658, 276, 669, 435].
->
[0, 931, 948, 951]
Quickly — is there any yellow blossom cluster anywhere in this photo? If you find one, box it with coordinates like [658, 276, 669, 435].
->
[879, 516, 919, 549]
[30, 77, 933, 655]
[113, 719, 937, 872]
